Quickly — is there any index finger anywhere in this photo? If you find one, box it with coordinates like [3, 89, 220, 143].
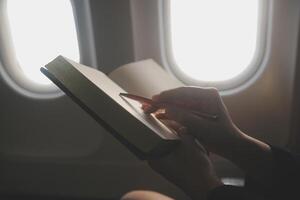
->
[153, 87, 218, 103]
[152, 87, 188, 102]
[144, 87, 190, 113]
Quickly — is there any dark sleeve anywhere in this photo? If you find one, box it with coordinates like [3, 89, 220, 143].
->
[208, 146, 300, 200]
[245, 146, 300, 200]
[207, 185, 265, 200]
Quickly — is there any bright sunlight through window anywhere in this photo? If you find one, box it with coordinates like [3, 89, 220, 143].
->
[7, 0, 80, 85]
[170, 0, 259, 82]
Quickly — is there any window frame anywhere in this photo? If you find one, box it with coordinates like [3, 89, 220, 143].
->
[158, 0, 270, 91]
[0, 0, 97, 99]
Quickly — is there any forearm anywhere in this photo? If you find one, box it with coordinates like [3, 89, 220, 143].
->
[207, 185, 265, 200]
[218, 129, 272, 183]
[217, 135, 300, 199]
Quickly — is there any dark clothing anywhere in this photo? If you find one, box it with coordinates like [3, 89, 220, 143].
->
[208, 146, 300, 200]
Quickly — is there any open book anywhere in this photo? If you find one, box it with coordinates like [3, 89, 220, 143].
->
[41, 56, 184, 159]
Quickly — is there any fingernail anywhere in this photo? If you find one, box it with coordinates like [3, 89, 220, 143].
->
[155, 113, 166, 119]
[145, 107, 155, 114]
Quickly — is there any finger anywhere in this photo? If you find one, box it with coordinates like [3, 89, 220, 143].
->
[163, 106, 216, 138]
[152, 94, 160, 101]
[163, 106, 204, 127]
[153, 87, 217, 103]
[159, 119, 186, 135]
[141, 103, 150, 110]
[152, 87, 187, 103]
[141, 102, 161, 114]
[154, 112, 168, 119]
[144, 105, 159, 114]
[159, 114, 209, 154]
[153, 109, 166, 119]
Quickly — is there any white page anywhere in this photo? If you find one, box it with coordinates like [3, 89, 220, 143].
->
[108, 59, 184, 98]
[65, 58, 178, 139]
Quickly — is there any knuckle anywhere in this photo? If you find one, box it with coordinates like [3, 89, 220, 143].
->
[177, 86, 189, 94]
[209, 87, 219, 93]
[158, 89, 174, 99]
[177, 86, 186, 91]
[159, 90, 167, 97]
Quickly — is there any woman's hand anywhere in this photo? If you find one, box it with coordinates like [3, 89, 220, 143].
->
[148, 124, 223, 200]
[145, 87, 272, 183]
[143, 86, 243, 155]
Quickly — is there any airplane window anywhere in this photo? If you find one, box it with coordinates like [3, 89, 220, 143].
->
[6, 0, 80, 85]
[169, 0, 259, 83]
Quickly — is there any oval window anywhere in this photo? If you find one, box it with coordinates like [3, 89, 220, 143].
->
[6, 0, 80, 86]
[169, 0, 260, 83]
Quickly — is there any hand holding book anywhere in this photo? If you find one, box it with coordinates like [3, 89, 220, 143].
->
[41, 56, 182, 159]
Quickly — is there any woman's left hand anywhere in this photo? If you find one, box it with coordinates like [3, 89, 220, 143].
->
[148, 119, 223, 200]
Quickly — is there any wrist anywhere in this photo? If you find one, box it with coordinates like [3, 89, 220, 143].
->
[213, 125, 246, 158]
[219, 130, 272, 175]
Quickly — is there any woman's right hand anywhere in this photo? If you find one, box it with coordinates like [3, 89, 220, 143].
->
[144, 86, 272, 185]
[143, 86, 245, 155]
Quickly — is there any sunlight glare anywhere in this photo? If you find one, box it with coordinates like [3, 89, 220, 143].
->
[7, 0, 80, 85]
[170, 0, 259, 82]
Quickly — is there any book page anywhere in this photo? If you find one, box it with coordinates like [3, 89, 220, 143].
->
[108, 59, 184, 98]
[65, 58, 178, 140]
